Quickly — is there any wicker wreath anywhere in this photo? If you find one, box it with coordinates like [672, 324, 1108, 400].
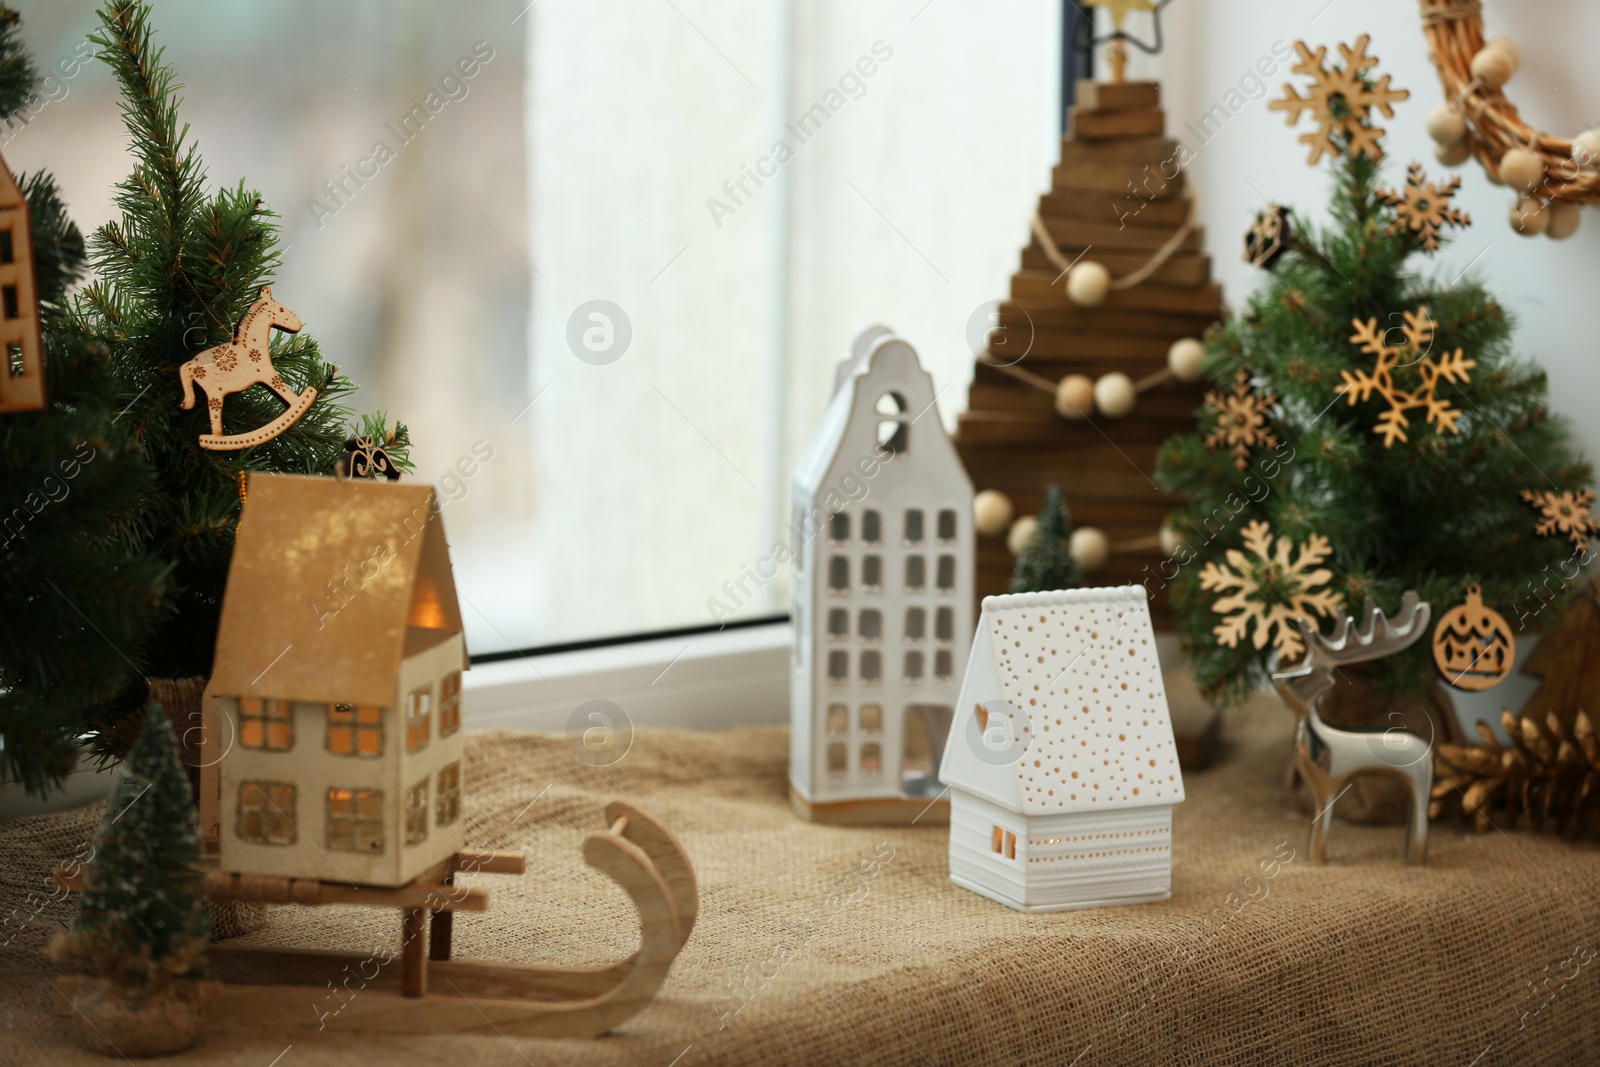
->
[1419, 0, 1598, 237]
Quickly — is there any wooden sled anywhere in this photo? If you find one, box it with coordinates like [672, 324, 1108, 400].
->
[198, 386, 317, 451]
[53, 800, 697, 1038]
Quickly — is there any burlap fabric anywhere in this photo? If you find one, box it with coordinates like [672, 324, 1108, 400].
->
[3, 694, 1597, 1066]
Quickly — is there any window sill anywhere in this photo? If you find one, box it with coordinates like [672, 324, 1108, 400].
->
[462, 621, 791, 733]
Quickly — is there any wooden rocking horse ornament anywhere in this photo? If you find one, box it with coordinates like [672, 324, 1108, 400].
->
[178, 286, 316, 450]
[1271, 592, 1436, 865]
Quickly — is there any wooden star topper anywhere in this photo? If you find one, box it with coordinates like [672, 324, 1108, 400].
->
[1075, 0, 1173, 58]
[1377, 162, 1471, 252]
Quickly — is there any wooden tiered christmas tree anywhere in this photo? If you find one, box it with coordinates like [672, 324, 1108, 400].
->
[958, 58, 1223, 629]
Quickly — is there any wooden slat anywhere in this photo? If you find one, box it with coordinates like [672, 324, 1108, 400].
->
[966, 381, 1203, 420]
[1039, 189, 1192, 228]
[402, 909, 427, 997]
[1075, 79, 1161, 111]
[1018, 247, 1212, 288]
[998, 300, 1219, 337]
[1035, 216, 1205, 255]
[450, 849, 526, 876]
[1010, 271, 1222, 316]
[978, 330, 1177, 364]
[1050, 159, 1185, 199]
[1069, 105, 1164, 141]
[1059, 135, 1180, 166]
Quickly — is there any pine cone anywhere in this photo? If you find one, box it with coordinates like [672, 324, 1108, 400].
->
[1431, 710, 1600, 837]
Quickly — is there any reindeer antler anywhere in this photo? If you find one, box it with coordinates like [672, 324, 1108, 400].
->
[1271, 591, 1431, 718]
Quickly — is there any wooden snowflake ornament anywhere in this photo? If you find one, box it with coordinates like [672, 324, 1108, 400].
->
[1338, 308, 1475, 447]
[1377, 163, 1470, 252]
[1520, 488, 1600, 552]
[1199, 520, 1343, 658]
[1204, 368, 1278, 471]
[1268, 36, 1409, 165]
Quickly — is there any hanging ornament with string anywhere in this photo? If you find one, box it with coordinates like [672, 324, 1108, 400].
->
[1431, 584, 1516, 691]
[176, 286, 317, 450]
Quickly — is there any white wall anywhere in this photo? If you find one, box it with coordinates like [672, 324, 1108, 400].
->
[1134, 0, 1600, 467]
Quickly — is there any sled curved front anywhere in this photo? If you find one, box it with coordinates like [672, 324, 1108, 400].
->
[129, 799, 701, 1039]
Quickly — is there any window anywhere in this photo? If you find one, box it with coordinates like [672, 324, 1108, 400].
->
[937, 509, 957, 542]
[904, 650, 924, 681]
[406, 686, 432, 752]
[860, 742, 882, 776]
[826, 704, 848, 736]
[239, 697, 293, 751]
[905, 607, 926, 640]
[828, 556, 849, 592]
[936, 554, 956, 591]
[861, 555, 882, 590]
[860, 650, 881, 683]
[829, 512, 850, 543]
[439, 670, 463, 736]
[236, 781, 295, 846]
[436, 762, 461, 827]
[2, 284, 17, 321]
[876, 392, 908, 455]
[827, 650, 848, 683]
[935, 649, 953, 681]
[0, 227, 13, 264]
[826, 742, 847, 776]
[858, 609, 882, 641]
[859, 704, 882, 733]
[827, 608, 849, 639]
[936, 607, 954, 642]
[327, 704, 383, 757]
[905, 556, 925, 591]
[991, 826, 1016, 860]
[326, 788, 384, 853]
[29, 6, 1062, 653]
[904, 508, 924, 543]
[404, 778, 429, 847]
[861, 510, 881, 544]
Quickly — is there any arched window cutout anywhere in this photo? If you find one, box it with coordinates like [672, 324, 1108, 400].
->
[875, 391, 907, 415]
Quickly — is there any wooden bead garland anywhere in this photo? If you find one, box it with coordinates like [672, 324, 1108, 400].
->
[1420, 3, 1597, 239]
[973, 489, 1015, 537]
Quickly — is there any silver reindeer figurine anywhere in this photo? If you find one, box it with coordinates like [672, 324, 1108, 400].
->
[1271, 592, 1434, 865]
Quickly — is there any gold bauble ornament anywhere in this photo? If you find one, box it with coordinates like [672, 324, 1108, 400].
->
[1432, 584, 1515, 691]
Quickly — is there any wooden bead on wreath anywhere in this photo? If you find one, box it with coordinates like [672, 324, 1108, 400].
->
[1432, 583, 1515, 692]
[1419, 2, 1597, 240]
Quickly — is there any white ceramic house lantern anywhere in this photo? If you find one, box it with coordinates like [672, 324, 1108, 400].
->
[790, 326, 975, 824]
[940, 586, 1184, 911]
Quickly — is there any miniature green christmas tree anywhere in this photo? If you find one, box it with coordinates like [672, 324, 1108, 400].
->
[73, 0, 408, 680]
[1155, 38, 1593, 707]
[1011, 485, 1081, 593]
[51, 704, 210, 989]
[0, 3, 168, 798]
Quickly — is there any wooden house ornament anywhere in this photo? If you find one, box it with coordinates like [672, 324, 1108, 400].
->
[0, 150, 44, 414]
[790, 326, 975, 824]
[940, 586, 1184, 911]
[200, 473, 468, 887]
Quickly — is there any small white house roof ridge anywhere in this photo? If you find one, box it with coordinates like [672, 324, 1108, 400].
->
[962, 584, 1185, 816]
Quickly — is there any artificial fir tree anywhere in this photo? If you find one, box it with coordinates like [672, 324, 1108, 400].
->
[1155, 39, 1594, 710]
[75, 0, 408, 680]
[1011, 485, 1081, 593]
[0, 3, 168, 798]
[50, 704, 213, 1054]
